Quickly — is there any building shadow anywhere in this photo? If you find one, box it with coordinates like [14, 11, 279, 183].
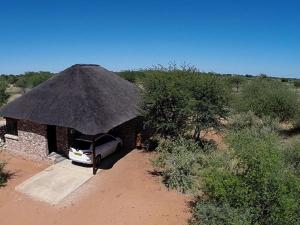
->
[98, 147, 135, 170]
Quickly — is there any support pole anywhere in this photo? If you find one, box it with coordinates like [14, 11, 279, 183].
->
[92, 137, 96, 175]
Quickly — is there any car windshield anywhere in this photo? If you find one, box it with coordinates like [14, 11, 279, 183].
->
[72, 140, 91, 150]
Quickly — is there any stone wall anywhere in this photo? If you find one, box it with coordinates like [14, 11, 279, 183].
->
[56, 126, 69, 156]
[5, 119, 48, 159]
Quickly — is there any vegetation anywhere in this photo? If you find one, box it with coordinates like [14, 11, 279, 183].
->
[141, 71, 191, 137]
[141, 66, 229, 143]
[0, 82, 9, 106]
[192, 127, 300, 225]
[294, 80, 300, 88]
[0, 161, 10, 187]
[139, 65, 300, 225]
[118, 70, 146, 83]
[0, 71, 53, 102]
[15, 71, 53, 90]
[153, 138, 215, 193]
[226, 75, 245, 92]
[1, 64, 300, 224]
[236, 79, 299, 122]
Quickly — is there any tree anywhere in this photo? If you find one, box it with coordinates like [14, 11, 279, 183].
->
[294, 80, 300, 89]
[141, 72, 191, 138]
[188, 75, 229, 143]
[15, 71, 53, 90]
[141, 66, 229, 142]
[228, 76, 245, 92]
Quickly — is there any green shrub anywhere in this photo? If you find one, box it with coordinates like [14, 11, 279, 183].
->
[194, 129, 300, 225]
[294, 80, 300, 88]
[153, 138, 215, 193]
[15, 71, 53, 89]
[191, 201, 252, 225]
[118, 70, 146, 83]
[237, 79, 299, 122]
[284, 143, 300, 177]
[229, 111, 280, 135]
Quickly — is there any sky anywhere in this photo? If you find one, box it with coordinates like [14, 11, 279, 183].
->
[0, 0, 299, 77]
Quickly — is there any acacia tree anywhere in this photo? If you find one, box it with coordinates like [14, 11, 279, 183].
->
[141, 71, 191, 138]
[228, 76, 244, 92]
[188, 75, 229, 143]
[141, 66, 229, 143]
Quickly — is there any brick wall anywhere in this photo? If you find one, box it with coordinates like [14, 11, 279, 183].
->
[56, 126, 69, 156]
[109, 118, 142, 150]
[5, 119, 48, 160]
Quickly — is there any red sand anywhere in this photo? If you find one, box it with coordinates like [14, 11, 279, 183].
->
[0, 150, 190, 225]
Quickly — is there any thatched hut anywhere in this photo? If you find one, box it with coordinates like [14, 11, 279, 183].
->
[0, 64, 141, 161]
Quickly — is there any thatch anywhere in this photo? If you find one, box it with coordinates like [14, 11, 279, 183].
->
[0, 64, 140, 135]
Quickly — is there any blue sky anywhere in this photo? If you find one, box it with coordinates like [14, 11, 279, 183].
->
[0, 0, 299, 77]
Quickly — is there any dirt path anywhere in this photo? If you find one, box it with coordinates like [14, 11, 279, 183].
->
[0, 150, 190, 225]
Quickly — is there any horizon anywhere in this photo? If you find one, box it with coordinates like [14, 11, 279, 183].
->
[0, 1, 299, 78]
[0, 63, 299, 80]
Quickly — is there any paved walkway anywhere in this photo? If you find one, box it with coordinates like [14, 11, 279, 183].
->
[16, 159, 95, 204]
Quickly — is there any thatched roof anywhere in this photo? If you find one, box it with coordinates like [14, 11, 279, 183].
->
[0, 64, 140, 135]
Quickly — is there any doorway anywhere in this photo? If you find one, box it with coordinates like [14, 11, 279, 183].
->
[47, 125, 57, 153]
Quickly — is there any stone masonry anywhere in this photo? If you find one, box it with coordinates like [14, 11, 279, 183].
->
[5, 119, 48, 159]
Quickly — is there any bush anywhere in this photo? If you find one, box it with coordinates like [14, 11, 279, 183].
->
[15, 71, 53, 89]
[118, 70, 146, 83]
[193, 128, 300, 225]
[0, 82, 9, 106]
[237, 79, 299, 121]
[0, 161, 9, 187]
[229, 111, 280, 135]
[284, 143, 300, 177]
[191, 201, 252, 225]
[153, 138, 215, 193]
[294, 80, 300, 88]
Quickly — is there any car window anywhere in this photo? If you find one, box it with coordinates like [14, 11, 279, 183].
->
[72, 140, 91, 149]
[96, 135, 115, 146]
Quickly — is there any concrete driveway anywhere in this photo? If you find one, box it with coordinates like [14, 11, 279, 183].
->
[16, 159, 95, 204]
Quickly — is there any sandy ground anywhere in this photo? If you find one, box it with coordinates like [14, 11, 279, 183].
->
[0, 150, 191, 225]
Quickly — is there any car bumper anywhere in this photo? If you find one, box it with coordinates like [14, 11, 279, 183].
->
[69, 152, 93, 165]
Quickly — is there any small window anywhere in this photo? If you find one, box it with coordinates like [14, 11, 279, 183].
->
[6, 118, 18, 136]
[95, 135, 115, 147]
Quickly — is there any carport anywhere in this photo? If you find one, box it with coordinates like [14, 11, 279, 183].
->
[0, 64, 141, 174]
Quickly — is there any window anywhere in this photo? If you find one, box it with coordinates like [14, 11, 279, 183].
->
[95, 135, 115, 147]
[6, 118, 18, 136]
[72, 140, 91, 150]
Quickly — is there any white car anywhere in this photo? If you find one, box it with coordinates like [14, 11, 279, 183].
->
[69, 134, 122, 165]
